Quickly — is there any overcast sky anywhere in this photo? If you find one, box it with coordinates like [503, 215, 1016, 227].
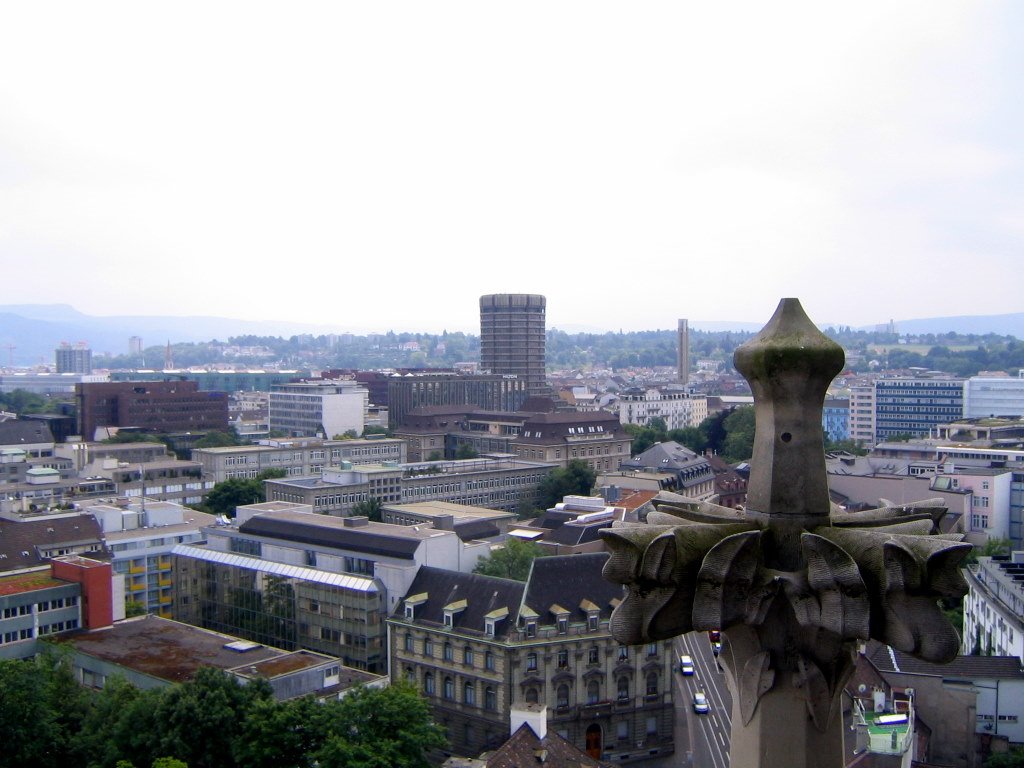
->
[2, 2, 1022, 335]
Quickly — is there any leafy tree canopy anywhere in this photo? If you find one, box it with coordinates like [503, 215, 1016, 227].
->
[536, 460, 597, 509]
[473, 537, 547, 581]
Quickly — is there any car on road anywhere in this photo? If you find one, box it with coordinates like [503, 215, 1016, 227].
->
[679, 654, 695, 675]
[711, 640, 721, 657]
[692, 691, 710, 714]
[708, 629, 721, 642]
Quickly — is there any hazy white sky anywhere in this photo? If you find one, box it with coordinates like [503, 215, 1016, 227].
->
[2, 2, 1022, 334]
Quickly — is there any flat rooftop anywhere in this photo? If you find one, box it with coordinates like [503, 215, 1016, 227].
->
[0, 570, 66, 597]
[54, 615, 287, 683]
[383, 500, 514, 520]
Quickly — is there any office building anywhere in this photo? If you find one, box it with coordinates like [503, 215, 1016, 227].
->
[268, 380, 369, 438]
[192, 437, 406, 483]
[0, 555, 115, 661]
[965, 374, 1024, 419]
[874, 376, 964, 442]
[479, 294, 547, 397]
[75, 381, 229, 440]
[387, 371, 531, 428]
[264, 456, 554, 516]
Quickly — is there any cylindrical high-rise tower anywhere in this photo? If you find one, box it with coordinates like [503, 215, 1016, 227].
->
[479, 294, 547, 397]
[677, 319, 689, 385]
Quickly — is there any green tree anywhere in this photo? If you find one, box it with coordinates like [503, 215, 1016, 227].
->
[314, 681, 446, 768]
[721, 406, 755, 463]
[536, 460, 597, 508]
[984, 749, 1024, 767]
[201, 469, 286, 517]
[668, 426, 708, 455]
[234, 696, 331, 768]
[193, 429, 242, 449]
[152, 667, 273, 768]
[454, 443, 479, 459]
[473, 537, 546, 581]
[0, 656, 66, 767]
[351, 497, 383, 522]
[426, 450, 443, 461]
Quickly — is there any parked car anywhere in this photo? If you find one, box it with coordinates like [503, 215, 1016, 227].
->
[692, 691, 710, 714]
[679, 655, 695, 675]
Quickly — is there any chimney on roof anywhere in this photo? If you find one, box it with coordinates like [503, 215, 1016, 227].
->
[510, 702, 547, 740]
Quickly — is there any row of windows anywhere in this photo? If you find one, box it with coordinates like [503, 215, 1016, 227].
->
[523, 672, 662, 707]
[1, 596, 78, 618]
[419, 671, 499, 710]
[405, 635, 498, 670]
[2, 618, 80, 643]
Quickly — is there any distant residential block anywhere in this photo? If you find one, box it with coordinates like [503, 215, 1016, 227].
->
[76, 380, 229, 440]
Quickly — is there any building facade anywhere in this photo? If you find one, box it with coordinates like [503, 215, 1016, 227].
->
[387, 372, 531, 428]
[965, 374, 1024, 419]
[192, 437, 406, 483]
[76, 381, 229, 440]
[618, 386, 707, 431]
[388, 553, 674, 763]
[264, 457, 555, 516]
[55, 343, 92, 374]
[268, 381, 369, 438]
[479, 294, 547, 397]
[964, 553, 1024, 662]
[874, 377, 964, 442]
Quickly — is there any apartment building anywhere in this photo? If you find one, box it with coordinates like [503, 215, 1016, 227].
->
[964, 553, 1024, 662]
[388, 553, 674, 763]
[79, 500, 213, 618]
[617, 386, 708, 431]
[848, 383, 876, 446]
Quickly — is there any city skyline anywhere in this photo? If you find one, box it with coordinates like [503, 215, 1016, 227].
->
[2, 3, 1023, 334]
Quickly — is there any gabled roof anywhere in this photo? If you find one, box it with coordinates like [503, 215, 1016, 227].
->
[544, 520, 612, 546]
[480, 722, 613, 767]
[865, 640, 1024, 679]
[395, 566, 525, 639]
[522, 553, 621, 625]
[0, 514, 105, 573]
[0, 419, 55, 446]
[239, 514, 435, 560]
[620, 441, 711, 475]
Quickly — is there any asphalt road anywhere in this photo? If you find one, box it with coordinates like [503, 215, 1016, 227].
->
[646, 631, 734, 768]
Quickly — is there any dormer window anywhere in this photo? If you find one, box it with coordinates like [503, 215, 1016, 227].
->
[558, 617, 568, 634]
[484, 606, 508, 638]
[404, 592, 428, 621]
[443, 598, 468, 628]
[526, 621, 536, 638]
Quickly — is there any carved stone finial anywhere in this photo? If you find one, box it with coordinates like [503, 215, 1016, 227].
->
[601, 297, 972, 768]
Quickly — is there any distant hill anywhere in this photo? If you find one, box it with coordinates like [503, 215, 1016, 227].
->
[874, 312, 1024, 338]
[0, 305, 365, 366]
[0, 304, 1020, 368]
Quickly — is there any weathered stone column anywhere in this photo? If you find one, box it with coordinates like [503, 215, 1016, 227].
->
[601, 298, 971, 768]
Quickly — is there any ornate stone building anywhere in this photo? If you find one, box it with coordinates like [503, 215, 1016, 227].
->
[388, 553, 674, 762]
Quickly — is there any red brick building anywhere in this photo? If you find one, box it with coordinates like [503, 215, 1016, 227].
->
[76, 381, 229, 440]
